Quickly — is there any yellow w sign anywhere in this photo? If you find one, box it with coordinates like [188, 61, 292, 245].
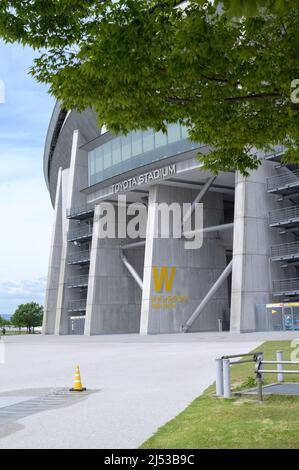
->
[153, 266, 176, 292]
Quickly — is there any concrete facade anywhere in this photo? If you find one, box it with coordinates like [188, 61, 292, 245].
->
[140, 185, 229, 334]
[43, 104, 297, 335]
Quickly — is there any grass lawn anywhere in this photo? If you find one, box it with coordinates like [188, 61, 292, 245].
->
[141, 340, 299, 449]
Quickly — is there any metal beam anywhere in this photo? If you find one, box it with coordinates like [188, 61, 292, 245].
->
[120, 254, 143, 289]
[182, 260, 233, 332]
[182, 176, 216, 226]
[121, 240, 146, 250]
[183, 222, 234, 238]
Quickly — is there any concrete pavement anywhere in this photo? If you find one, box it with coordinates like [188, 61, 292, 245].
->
[0, 331, 297, 448]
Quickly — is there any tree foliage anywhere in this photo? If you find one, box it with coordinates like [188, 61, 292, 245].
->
[0, 0, 298, 174]
[0, 315, 10, 327]
[11, 302, 43, 333]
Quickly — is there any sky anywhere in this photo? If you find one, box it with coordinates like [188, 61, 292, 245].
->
[0, 43, 55, 315]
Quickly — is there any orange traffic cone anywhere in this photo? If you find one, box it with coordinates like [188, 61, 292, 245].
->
[70, 365, 86, 392]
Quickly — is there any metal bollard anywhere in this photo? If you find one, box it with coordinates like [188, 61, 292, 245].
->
[256, 352, 263, 380]
[223, 358, 231, 398]
[277, 350, 284, 382]
[215, 358, 224, 396]
[218, 319, 223, 332]
[257, 372, 263, 402]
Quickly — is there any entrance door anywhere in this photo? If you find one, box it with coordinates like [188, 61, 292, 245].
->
[293, 306, 299, 330]
[69, 316, 85, 335]
[283, 306, 293, 330]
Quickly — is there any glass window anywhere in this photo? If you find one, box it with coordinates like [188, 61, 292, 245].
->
[143, 129, 154, 152]
[103, 141, 112, 169]
[121, 134, 132, 160]
[88, 151, 96, 186]
[112, 137, 121, 165]
[87, 123, 199, 187]
[155, 130, 168, 148]
[131, 131, 143, 156]
[88, 151, 95, 177]
[95, 146, 103, 173]
[167, 123, 181, 143]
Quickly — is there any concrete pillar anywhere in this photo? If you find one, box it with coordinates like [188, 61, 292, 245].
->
[140, 184, 229, 334]
[43, 168, 64, 334]
[84, 203, 143, 334]
[55, 130, 88, 334]
[230, 160, 292, 332]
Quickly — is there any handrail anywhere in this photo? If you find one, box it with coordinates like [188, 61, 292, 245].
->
[221, 352, 262, 360]
[66, 275, 89, 288]
[269, 205, 299, 226]
[264, 145, 286, 158]
[273, 277, 299, 294]
[271, 240, 299, 259]
[267, 169, 299, 191]
[68, 299, 87, 311]
[216, 349, 299, 402]
[68, 250, 90, 264]
[66, 204, 94, 219]
[67, 225, 93, 241]
[216, 352, 263, 398]
[255, 353, 299, 401]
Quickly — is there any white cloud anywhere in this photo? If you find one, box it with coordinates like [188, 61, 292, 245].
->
[0, 278, 46, 314]
[0, 278, 46, 298]
[0, 42, 55, 314]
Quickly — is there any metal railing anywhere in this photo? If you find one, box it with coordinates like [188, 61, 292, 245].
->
[271, 241, 299, 260]
[67, 250, 90, 264]
[255, 351, 299, 401]
[272, 277, 299, 295]
[215, 352, 263, 398]
[216, 350, 299, 401]
[67, 225, 93, 242]
[67, 299, 87, 312]
[66, 275, 89, 288]
[267, 170, 299, 192]
[264, 145, 286, 159]
[66, 204, 94, 219]
[269, 205, 299, 226]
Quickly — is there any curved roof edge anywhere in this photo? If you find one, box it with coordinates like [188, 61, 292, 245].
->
[43, 101, 68, 193]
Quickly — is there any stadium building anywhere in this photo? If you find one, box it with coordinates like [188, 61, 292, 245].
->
[43, 102, 299, 335]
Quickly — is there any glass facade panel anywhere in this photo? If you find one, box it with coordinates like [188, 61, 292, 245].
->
[88, 123, 199, 187]
[121, 134, 131, 160]
[103, 141, 112, 169]
[143, 129, 155, 153]
[167, 123, 181, 143]
[155, 130, 168, 148]
[89, 150, 96, 181]
[112, 137, 121, 165]
[181, 125, 189, 139]
[131, 131, 143, 156]
[95, 146, 103, 173]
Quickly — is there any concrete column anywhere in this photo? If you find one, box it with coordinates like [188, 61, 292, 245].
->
[230, 160, 292, 332]
[55, 130, 88, 334]
[43, 168, 64, 334]
[84, 204, 143, 334]
[140, 184, 229, 334]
